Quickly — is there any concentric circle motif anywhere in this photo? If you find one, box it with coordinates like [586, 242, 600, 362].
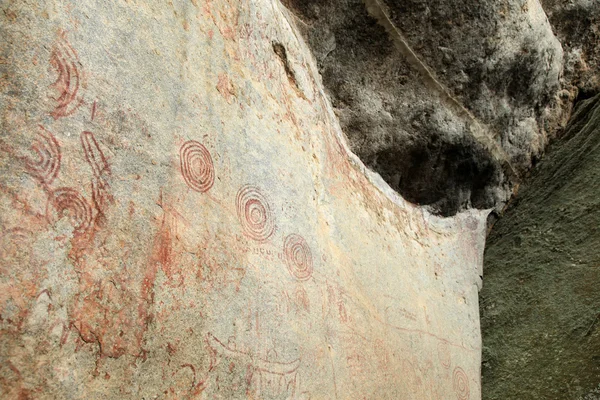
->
[438, 341, 451, 369]
[235, 185, 275, 242]
[179, 140, 214, 193]
[26, 126, 61, 185]
[453, 366, 470, 400]
[49, 35, 84, 119]
[283, 234, 313, 281]
[46, 188, 92, 233]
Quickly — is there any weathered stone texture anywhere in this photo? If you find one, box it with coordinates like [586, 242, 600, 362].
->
[0, 0, 486, 398]
[541, 0, 600, 96]
[481, 95, 600, 399]
[283, 0, 567, 216]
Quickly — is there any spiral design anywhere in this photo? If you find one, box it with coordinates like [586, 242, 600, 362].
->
[179, 140, 214, 193]
[453, 366, 470, 400]
[236, 185, 275, 242]
[46, 188, 92, 233]
[284, 234, 313, 281]
[437, 341, 451, 369]
[26, 126, 61, 185]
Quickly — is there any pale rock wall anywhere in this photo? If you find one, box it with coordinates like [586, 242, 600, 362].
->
[0, 1, 485, 398]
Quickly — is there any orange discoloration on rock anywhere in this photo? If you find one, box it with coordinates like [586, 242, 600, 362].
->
[0, 1, 485, 397]
[70, 279, 139, 359]
[0, 227, 45, 332]
[216, 73, 235, 104]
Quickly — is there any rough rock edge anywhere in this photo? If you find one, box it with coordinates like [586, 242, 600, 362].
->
[362, 0, 519, 183]
[279, 1, 493, 238]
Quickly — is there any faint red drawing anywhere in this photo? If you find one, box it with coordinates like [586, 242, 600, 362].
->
[338, 298, 349, 323]
[438, 341, 451, 369]
[162, 362, 207, 398]
[206, 333, 300, 397]
[90, 179, 112, 221]
[0, 227, 40, 332]
[294, 286, 310, 313]
[198, 260, 246, 292]
[179, 140, 215, 193]
[205, 1, 239, 41]
[345, 348, 365, 379]
[453, 366, 470, 400]
[91, 100, 97, 121]
[216, 73, 235, 103]
[276, 290, 292, 315]
[239, 23, 254, 40]
[338, 332, 371, 384]
[47, 319, 70, 347]
[235, 185, 275, 242]
[0, 361, 30, 399]
[81, 131, 110, 179]
[46, 187, 92, 233]
[402, 359, 423, 389]
[195, 231, 247, 291]
[373, 339, 390, 371]
[325, 282, 351, 324]
[283, 234, 313, 281]
[326, 282, 336, 304]
[49, 32, 84, 119]
[81, 131, 113, 216]
[25, 126, 61, 185]
[0, 228, 32, 261]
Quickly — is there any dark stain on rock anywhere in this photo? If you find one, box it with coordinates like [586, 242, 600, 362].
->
[272, 42, 306, 100]
[369, 131, 502, 216]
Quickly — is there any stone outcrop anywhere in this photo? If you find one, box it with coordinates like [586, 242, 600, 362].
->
[541, 0, 600, 96]
[0, 1, 485, 398]
[1, 0, 598, 398]
[478, 2, 600, 399]
[283, 0, 568, 216]
[481, 94, 600, 399]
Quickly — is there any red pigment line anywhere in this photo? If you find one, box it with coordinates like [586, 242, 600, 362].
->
[325, 279, 479, 352]
[375, 316, 480, 352]
[81, 131, 110, 179]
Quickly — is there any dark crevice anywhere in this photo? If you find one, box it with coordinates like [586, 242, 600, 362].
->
[272, 42, 306, 100]
[367, 133, 502, 216]
[574, 88, 599, 107]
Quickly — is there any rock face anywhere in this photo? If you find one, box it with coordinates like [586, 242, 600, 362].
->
[481, 95, 600, 399]
[0, 1, 486, 398]
[284, 0, 566, 216]
[282, 2, 600, 395]
[541, 0, 600, 96]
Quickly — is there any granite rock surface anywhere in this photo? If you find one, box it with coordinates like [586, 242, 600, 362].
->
[0, 0, 486, 398]
[283, 0, 567, 216]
